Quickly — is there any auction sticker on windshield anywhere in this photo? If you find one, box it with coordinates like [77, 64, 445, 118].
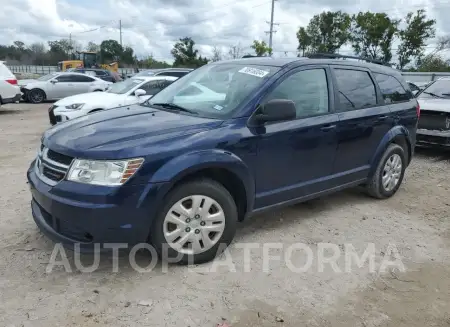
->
[238, 67, 269, 78]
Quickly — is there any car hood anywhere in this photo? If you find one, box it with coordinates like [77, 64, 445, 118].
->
[43, 105, 223, 160]
[54, 92, 122, 107]
[417, 98, 450, 113]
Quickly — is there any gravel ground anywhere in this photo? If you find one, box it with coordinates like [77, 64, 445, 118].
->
[1, 103, 449, 327]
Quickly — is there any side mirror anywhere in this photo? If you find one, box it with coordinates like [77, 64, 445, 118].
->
[254, 99, 296, 123]
[134, 89, 146, 96]
[50, 80, 57, 84]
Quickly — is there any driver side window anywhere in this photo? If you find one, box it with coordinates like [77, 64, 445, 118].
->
[264, 69, 329, 118]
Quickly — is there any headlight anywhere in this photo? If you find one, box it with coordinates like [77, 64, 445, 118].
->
[65, 103, 84, 110]
[67, 158, 144, 186]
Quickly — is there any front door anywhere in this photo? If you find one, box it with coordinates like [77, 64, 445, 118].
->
[253, 66, 339, 209]
[330, 66, 393, 184]
[49, 74, 77, 99]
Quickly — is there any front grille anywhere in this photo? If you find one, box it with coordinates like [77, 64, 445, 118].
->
[47, 149, 73, 165]
[418, 110, 450, 131]
[36, 147, 74, 185]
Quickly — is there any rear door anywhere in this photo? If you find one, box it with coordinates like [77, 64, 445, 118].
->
[331, 66, 392, 184]
[70, 74, 97, 94]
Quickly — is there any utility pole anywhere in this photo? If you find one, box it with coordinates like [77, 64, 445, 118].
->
[69, 33, 72, 58]
[265, 0, 279, 54]
[119, 20, 122, 47]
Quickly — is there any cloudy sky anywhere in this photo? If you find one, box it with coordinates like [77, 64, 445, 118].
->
[0, 0, 448, 63]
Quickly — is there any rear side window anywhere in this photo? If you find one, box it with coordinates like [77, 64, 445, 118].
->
[374, 73, 410, 103]
[334, 69, 377, 111]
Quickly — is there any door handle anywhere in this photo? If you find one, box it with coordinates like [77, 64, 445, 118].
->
[320, 124, 336, 131]
[377, 115, 389, 120]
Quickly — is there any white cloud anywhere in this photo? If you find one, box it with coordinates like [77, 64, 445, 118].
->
[0, 0, 448, 63]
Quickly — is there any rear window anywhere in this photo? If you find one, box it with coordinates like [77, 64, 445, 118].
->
[334, 68, 377, 111]
[374, 73, 410, 103]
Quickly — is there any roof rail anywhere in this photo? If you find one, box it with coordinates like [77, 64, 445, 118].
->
[306, 53, 388, 66]
[241, 55, 272, 58]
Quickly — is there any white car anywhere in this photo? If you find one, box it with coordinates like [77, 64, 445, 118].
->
[20, 72, 112, 104]
[0, 61, 21, 106]
[49, 75, 177, 125]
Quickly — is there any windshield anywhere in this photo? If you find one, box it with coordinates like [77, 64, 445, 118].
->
[418, 79, 450, 99]
[146, 63, 280, 118]
[38, 73, 59, 81]
[107, 78, 143, 94]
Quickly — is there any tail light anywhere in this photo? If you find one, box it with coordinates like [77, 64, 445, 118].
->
[5, 79, 17, 85]
[416, 102, 420, 118]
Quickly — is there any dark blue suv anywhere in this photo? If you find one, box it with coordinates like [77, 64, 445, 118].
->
[27, 56, 419, 264]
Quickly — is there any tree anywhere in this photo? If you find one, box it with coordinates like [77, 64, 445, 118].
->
[250, 40, 272, 56]
[171, 37, 207, 67]
[297, 27, 312, 56]
[228, 43, 243, 59]
[211, 46, 222, 62]
[100, 39, 123, 62]
[397, 9, 436, 70]
[350, 12, 399, 63]
[86, 41, 100, 52]
[306, 11, 351, 53]
[416, 54, 450, 72]
[121, 46, 135, 65]
[13, 41, 25, 52]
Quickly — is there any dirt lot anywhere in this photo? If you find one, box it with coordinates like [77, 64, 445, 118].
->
[1, 103, 449, 327]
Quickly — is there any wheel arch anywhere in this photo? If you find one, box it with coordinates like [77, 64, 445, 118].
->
[147, 150, 255, 221]
[369, 126, 412, 178]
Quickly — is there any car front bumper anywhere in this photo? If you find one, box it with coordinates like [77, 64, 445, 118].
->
[49, 105, 87, 125]
[27, 160, 165, 251]
[416, 129, 450, 148]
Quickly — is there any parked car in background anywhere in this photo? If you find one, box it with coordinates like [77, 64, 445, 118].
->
[416, 77, 450, 148]
[20, 72, 112, 104]
[48, 76, 177, 125]
[131, 68, 193, 79]
[67, 68, 120, 83]
[27, 56, 418, 264]
[0, 61, 21, 105]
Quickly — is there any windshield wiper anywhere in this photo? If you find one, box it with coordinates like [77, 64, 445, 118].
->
[422, 91, 446, 99]
[151, 102, 197, 114]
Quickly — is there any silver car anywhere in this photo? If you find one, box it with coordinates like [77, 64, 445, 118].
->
[416, 77, 450, 148]
[19, 72, 112, 104]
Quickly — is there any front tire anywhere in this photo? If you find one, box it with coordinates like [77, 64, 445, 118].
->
[150, 179, 238, 265]
[366, 143, 406, 199]
[28, 89, 46, 104]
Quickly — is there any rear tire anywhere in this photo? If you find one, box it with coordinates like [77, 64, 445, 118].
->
[150, 179, 238, 265]
[366, 143, 406, 199]
[28, 89, 46, 104]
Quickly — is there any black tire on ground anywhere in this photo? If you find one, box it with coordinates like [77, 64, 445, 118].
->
[366, 143, 406, 199]
[150, 178, 238, 265]
[28, 89, 46, 104]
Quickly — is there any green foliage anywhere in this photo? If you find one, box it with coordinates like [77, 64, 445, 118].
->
[397, 9, 436, 70]
[171, 37, 209, 68]
[416, 54, 450, 72]
[350, 12, 399, 63]
[306, 11, 352, 53]
[250, 40, 272, 56]
[296, 27, 312, 56]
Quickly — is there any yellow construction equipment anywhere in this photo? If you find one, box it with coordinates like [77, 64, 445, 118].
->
[57, 51, 119, 72]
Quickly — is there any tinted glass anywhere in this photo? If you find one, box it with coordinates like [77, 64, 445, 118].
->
[140, 80, 173, 95]
[55, 74, 78, 82]
[158, 71, 187, 77]
[418, 79, 450, 99]
[374, 73, 410, 103]
[334, 69, 377, 110]
[265, 68, 329, 118]
[71, 74, 96, 82]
